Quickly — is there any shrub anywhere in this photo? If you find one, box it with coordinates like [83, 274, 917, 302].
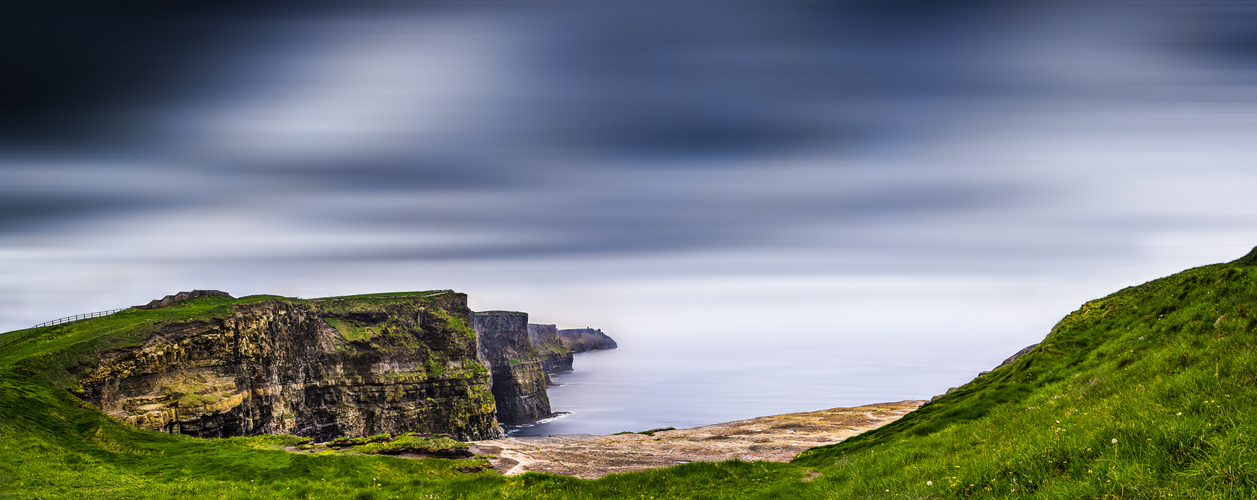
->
[358, 435, 471, 457]
[327, 436, 369, 448]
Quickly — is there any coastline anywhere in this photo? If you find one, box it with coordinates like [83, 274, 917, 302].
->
[471, 400, 925, 479]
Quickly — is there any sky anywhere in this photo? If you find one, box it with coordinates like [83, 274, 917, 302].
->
[4, 0, 1257, 400]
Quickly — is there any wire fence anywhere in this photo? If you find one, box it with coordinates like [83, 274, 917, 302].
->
[30, 309, 126, 329]
[0, 308, 128, 349]
[4, 291, 453, 348]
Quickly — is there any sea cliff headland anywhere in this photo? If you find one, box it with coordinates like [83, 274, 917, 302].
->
[556, 327, 618, 352]
[65, 290, 620, 442]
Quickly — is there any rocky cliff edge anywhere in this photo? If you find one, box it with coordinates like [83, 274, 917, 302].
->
[472, 312, 552, 425]
[75, 291, 503, 441]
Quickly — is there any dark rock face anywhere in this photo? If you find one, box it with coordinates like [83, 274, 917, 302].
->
[472, 312, 552, 425]
[527, 324, 574, 374]
[78, 292, 502, 441]
[556, 328, 618, 353]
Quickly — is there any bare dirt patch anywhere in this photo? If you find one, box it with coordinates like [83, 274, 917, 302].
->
[470, 400, 925, 479]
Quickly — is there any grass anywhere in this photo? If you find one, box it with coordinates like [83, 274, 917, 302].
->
[6, 255, 1257, 497]
[790, 259, 1257, 498]
[352, 435, 469, 456]
[322, 317, 376, 342]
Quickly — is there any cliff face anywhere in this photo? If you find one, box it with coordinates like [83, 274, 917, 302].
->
[472, 312, 552, 425]
[526, 324, 574, 374]
[556, 328, 618, 353]
[76, 292, 502, 441]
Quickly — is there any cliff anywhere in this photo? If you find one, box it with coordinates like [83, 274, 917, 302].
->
[471, 312, 552, 425]
[556, 327, 618, 352]
[526, 324, 574, 374]
[75, 291, 502, 441]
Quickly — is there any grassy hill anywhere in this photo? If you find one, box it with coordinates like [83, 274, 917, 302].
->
[5, 254, 1257, 498]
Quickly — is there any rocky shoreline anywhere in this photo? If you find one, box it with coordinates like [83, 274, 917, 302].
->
[470, 400, 925, 479]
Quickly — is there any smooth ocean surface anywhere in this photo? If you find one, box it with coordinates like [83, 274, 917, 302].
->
[506, 338, 982, 437]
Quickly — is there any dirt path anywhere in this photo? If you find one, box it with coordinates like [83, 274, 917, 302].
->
[470, 400, 925, 479]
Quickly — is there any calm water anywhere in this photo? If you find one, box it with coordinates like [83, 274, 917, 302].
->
[506, 338, 982, 437]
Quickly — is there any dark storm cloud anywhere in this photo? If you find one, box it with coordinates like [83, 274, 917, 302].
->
[2, 0, 1255, 264]
[511, 0, 1017, 160]
[0, 162, 188, 234]
[0, 1, 254, 144]
[264, 173, 1017, 262]
[3, 0, 1026, 151]
[0, 193, 151, 232]
[5, 0, 1257, 344]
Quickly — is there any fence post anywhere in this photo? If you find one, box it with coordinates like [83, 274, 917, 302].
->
[21, 308, 125, 334]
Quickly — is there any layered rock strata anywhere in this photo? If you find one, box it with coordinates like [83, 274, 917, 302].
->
[472, 312, 552, 425]
[556, 328, 618, 352]
[526, 324, 574, 374]
[76, 292, 502, 441]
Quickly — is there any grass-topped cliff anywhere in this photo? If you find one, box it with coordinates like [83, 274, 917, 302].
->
[5, 253, 1257, 498]
[65, 290, 500, 441]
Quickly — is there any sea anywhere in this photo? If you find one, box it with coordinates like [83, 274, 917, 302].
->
[504, 339, 985, 437]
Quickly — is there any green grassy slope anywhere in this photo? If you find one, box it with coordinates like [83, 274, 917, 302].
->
[5, 255, 1257, 498]
[792, 256, 1257, 498]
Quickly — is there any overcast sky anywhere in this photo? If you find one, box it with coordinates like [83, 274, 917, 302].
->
[4, 1, 1257, 389]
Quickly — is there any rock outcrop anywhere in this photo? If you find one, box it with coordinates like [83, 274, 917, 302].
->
[472, 312, 552, 425]
[76, 291, 502, 441]
[136, 290, 234, 310]
[556, 328, 618, 353]
[526, 324, 574, 374]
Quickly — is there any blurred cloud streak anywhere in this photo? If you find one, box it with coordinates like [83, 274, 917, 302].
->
[3, 1, 1257, 398]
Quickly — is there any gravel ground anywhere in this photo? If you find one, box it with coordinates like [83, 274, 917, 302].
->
[470, 400, 925, 479]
